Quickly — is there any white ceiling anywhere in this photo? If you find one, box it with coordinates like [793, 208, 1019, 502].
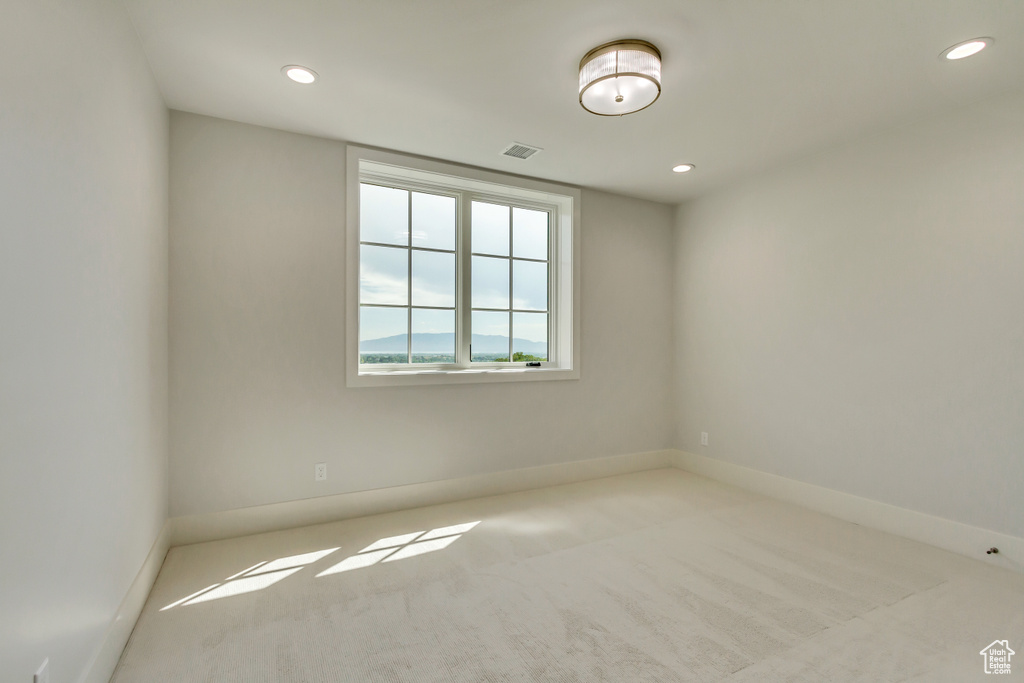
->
[123, 0, 1024, 204]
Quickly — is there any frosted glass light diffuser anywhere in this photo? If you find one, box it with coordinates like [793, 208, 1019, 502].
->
[940, 38, 992, 60]
[579, 40, 661, 116]
[282, 65, 317, 84]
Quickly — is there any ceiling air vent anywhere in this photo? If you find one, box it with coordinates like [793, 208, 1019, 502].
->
[501, 142, 543, 160]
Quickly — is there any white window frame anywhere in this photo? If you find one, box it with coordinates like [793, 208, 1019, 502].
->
[346, 146, 580, 387]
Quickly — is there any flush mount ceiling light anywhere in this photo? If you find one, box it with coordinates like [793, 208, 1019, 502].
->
[282, 65, 318, 84]
[672, 164, 695, 173]
[579, 40, 662, 116]
[940, 37, 993, 60]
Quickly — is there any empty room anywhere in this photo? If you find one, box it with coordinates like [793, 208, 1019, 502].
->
[2, 0, 1023, 681]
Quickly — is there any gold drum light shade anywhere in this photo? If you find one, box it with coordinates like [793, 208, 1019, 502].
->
[579, 40, 662, 116]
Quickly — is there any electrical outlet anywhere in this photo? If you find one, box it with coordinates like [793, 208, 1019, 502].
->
[315, 463, 327, 481]
[34, 658, 49, 683]
[701, 432, 709, 446]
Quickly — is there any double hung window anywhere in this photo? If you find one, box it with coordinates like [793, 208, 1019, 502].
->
[346, 147, 579, 386]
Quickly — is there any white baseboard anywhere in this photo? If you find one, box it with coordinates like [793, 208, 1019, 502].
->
[671, 449, 1023, 572]
[170, 449, 674, 546]
[79, 521, 172, 683]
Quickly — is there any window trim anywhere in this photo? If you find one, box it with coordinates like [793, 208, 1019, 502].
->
[346, 145, 581, 387]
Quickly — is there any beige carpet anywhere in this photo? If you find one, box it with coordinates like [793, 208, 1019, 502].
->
[111, 469, 1024, 682]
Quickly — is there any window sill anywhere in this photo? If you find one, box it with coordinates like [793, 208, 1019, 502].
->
[347, 366, 580, 388]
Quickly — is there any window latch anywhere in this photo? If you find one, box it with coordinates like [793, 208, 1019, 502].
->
[526, 362, 541, 367]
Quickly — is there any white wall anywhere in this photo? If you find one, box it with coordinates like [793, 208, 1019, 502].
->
[169, 111, 675, 517]
[0, 0, 168, 681]
[674, 93, 1024, 539]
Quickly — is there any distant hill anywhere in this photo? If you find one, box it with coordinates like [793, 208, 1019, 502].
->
[360, 332, 545, 354]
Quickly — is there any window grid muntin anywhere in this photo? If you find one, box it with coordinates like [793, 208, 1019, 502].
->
[359, 182, 458, 366]
[469, 200, 550, 364]
[357, 177, 558, 371]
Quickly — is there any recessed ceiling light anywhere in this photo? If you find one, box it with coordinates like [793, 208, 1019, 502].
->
[940, 37, 993, 60]
[282, 65, 318, 84]
[672, 164, 695, 173]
